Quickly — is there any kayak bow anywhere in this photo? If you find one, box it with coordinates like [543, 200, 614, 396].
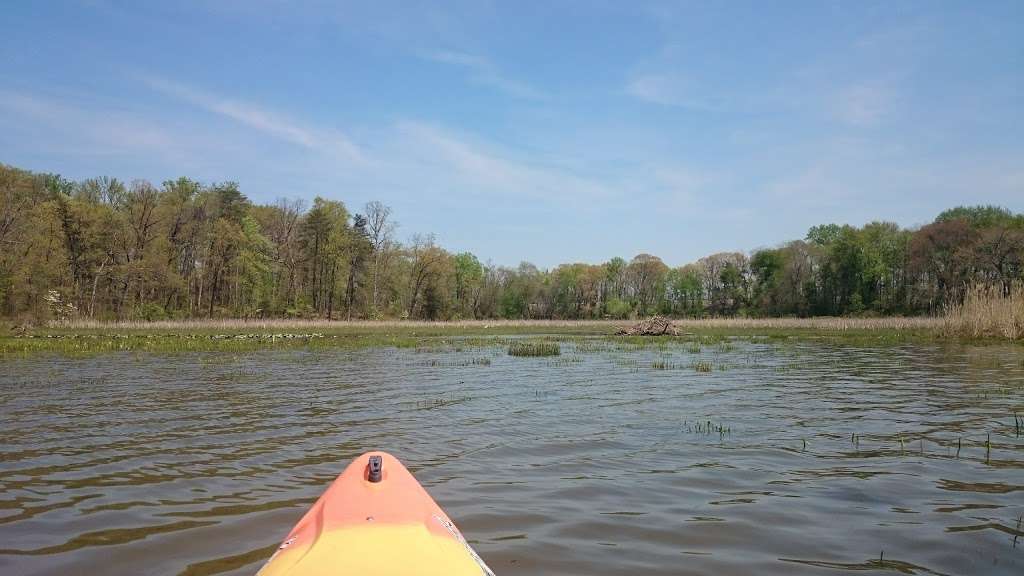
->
[257, 451, 494, 576]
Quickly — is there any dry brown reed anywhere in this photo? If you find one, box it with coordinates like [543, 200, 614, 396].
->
[942, 284, 1024, 339]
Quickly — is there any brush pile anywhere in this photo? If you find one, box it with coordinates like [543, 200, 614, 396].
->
[616, 316, 679, 336]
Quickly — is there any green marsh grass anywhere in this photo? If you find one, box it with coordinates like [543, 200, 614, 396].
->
[692, 360, 713, 373]
[1, 313, 1004, 358]
[508, 341, 561, 357]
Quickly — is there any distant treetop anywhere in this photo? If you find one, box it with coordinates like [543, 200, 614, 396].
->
[935, 205, 1020, 229]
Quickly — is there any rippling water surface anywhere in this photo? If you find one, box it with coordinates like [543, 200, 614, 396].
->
[1, 338, 1023, 575]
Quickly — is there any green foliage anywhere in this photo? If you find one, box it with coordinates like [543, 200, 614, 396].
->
[806, 223, 841, 246]
[238, 215, 274, 315]
[453, 252, 484, 318]
[663, 265, 703, 316]
[138, 302, 168, 321]
[935, 205, 1017, 229]
[1, 161, 1021, 323]
[500, 289, 528, 319]
[605, 298, 633, 319]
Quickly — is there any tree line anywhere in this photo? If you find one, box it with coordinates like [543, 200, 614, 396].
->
[2, 163, 1021, 322]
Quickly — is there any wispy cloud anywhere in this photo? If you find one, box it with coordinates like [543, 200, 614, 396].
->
[625, 73, 721, 110]
[0, 89, 193, 161]
[141, 75, 365, 162]
[393, 121, 608, 200]
[423, 50, 546, 100]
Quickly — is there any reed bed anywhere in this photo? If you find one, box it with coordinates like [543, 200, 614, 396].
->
[508, 341, 561, 357]
[942, 284, 1024, 340]
[692, 360, 713, 373]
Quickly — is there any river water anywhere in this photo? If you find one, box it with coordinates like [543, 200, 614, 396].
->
[1, 338, 1022, 575]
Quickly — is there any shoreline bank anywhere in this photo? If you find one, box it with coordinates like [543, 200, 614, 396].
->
[5, 316, 1019, 357]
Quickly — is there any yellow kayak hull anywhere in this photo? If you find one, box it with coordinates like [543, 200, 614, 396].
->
[257, 451, 494, 576]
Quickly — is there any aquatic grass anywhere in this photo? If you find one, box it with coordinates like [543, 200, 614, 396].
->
[612, 335, 679, 351]
[414, 394, 472, 409]
[684, 420, 731, 436]
[546, 355, 583, 366]
[572, 339, 616, 354]
[423, 357, 492, 367]
[650, 359, 689, 370]
[0, 311, 1008, 358]
[692, 360, 713, 373]
[508, 341, 561, 357]
[738, 353, 771, 368]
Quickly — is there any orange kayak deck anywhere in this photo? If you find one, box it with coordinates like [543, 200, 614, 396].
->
[257, 451, 494, 576]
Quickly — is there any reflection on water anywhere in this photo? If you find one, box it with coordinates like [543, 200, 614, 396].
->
[0, 339, 1022, 575]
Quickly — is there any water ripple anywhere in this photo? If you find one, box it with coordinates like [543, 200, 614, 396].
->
[0, 340, 1022, 575]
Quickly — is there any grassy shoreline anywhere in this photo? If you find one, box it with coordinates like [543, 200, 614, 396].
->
[3, 316, 1003, 357]
[32, 316, 945, 333]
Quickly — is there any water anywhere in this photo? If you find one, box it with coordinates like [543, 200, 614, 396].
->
[1, 338, 1022, 575]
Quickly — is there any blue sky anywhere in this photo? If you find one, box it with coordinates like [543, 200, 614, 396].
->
[1, 1, 1021, 267]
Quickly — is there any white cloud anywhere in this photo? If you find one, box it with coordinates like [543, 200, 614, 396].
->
[766, 162, 853, 207]
[761, 133, 1024, 226]
[0, 89, 199, 162]
[422, 50, 546, 100]
[141, 75, 365, 163]
[392, 121, 609, 200]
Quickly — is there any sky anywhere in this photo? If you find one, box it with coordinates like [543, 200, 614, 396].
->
[1, 1, 1021, 268]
